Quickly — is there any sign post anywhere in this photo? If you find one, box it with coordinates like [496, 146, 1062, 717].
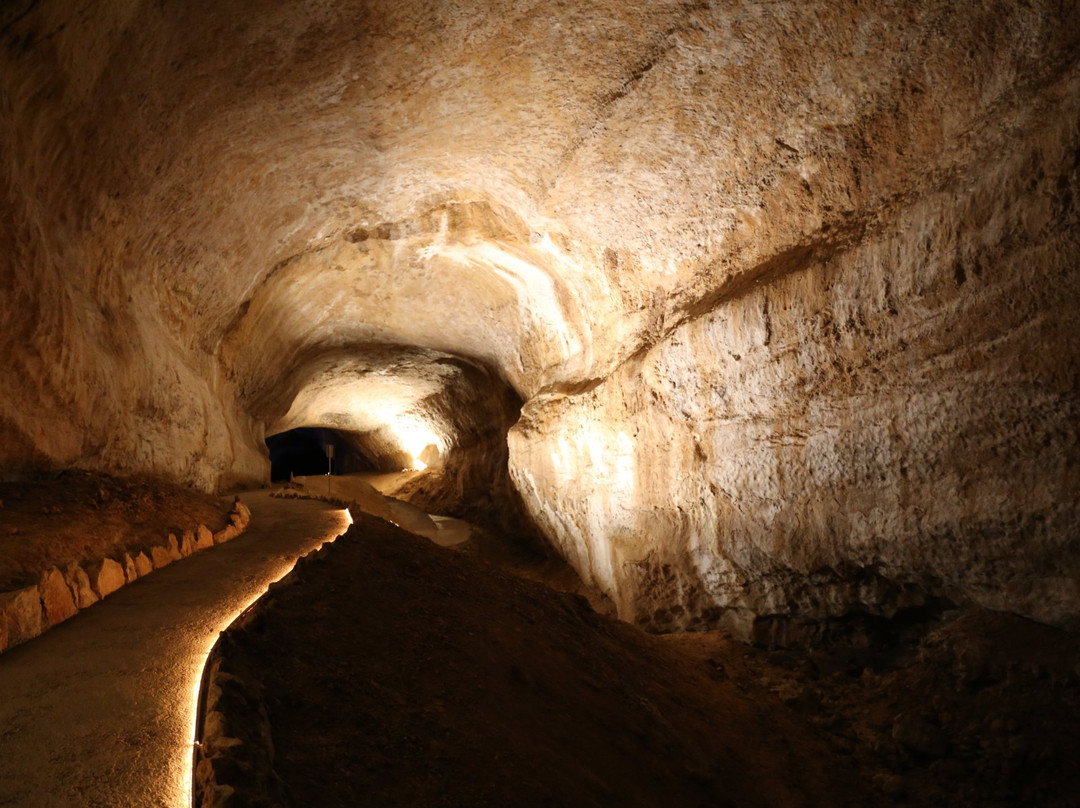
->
[325, 444, 334, 497]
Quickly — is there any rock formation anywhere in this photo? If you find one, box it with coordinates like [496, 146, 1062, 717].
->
[1, 0, 1077, 634]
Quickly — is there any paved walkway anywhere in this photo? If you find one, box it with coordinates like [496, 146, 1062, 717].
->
[0, 491, 350, 808]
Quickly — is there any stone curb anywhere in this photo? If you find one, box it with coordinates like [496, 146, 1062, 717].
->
[193, 538, 336, 808]
[0, 498, 252, 657]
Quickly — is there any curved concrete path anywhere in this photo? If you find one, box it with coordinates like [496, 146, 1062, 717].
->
[0, 491, 350, 808]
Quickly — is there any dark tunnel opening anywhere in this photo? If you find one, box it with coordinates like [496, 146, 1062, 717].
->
[265, 427, 376, 482]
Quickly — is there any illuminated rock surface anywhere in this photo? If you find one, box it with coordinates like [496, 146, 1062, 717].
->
[1, 0, 1078, 632]
[0, 492, 349, 808]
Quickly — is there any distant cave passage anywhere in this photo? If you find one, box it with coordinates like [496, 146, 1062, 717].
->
[266, 427, 376, 482]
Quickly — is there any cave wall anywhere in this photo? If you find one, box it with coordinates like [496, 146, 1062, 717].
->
[0, 0, 275, 487]
[503, 0, 1080, 632]
[0, 0, 1077, 632]
[510, 112, 1080, 632]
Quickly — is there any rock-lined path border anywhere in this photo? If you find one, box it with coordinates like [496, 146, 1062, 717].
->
[0, 491, 349, 808]
[193, 539, 335, 807]
[0, 499, 251, 655]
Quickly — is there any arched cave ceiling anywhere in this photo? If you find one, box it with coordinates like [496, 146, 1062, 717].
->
[1, 0, 1078, 633]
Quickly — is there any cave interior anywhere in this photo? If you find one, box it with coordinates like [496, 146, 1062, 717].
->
[1, 0, 1079, 805]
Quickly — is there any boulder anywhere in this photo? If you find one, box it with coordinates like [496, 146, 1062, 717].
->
[230, 500, 251, 531]
[196, 524, 214, 550]
[133, 552, 153, 577]
[64, 563, 98, 609]
[167, 533, 183, 561]
[0, 586, 43, 649]
[150, 545, 173, 569]
[180, 530, 197, 556]
[122, 553, 138, 583]
[40, 567, 78, 627]
[89, 558, 126, 598]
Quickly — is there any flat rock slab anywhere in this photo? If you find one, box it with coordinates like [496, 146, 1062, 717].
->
[428, 515, 472, 547]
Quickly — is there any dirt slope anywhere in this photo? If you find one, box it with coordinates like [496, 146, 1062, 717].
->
[205, 512, 874, 808]
[0, 471, 232, 591]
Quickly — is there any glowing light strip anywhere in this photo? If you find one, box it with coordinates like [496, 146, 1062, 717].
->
[182, 507, 353, 807]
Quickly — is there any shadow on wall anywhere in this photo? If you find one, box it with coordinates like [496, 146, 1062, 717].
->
[265, 427, 374, 482]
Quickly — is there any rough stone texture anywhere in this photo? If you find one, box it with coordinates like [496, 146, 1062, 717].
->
[266, 351, 525, 532]
[89, 559, 126, 599]
[180, 530, 197, 557]
[39, 567, 77, 627]
[0, 493, 256, 654]
[121, 554, 138, 584]
[150, 545, 172, 570]
[194, 649, 293, 808]
[212, 525, 236, 545]
[195, 525, 215, 551]
[135, 551, 154, 577]
[0, 587, 44, 650]
[0, 0, 1077, 632]
[64, 563, 98, 609]
[510, 122, 1080, 631]
[0, 504, 255, 655]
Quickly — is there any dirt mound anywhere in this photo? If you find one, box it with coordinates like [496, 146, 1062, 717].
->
[200, 512, 872, 808]
[0, 471, 232, 591]
[667, 611, 1080, 808]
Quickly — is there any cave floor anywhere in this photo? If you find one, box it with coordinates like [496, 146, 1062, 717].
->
[1, 488, 1076, 807]
[206, 508, 1080, 808]
[663, 615, 1080, 807]
[207, 512, 875, 808]
[0, 491, 350, 808]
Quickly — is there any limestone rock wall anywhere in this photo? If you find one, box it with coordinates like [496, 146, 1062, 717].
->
[0, 1, 269, 488]
[510, 99, 1080, 632]
[0, 0, 1077, 632]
